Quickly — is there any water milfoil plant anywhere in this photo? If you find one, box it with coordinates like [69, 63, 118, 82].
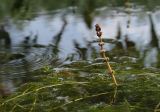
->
[95, 24, 118, 86]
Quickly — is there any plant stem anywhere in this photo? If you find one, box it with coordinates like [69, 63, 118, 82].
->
[95, 24, 118, 86]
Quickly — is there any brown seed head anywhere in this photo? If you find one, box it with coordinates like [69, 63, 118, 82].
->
[95, 24, 101, 32]
[96, 31, 102, 37]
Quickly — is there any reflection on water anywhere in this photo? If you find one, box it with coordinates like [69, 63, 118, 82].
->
[6, 9, 160, 64]
[0, 0, 160, 96]
[0, 25, 11, 49]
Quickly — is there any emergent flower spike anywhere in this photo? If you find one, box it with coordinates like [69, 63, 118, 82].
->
[95, 24, 118, 86]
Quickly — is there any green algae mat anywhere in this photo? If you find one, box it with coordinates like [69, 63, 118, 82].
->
[0, 55, 160, 112]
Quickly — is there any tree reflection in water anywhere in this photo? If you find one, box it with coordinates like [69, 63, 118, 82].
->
[0, 25, 11, 49]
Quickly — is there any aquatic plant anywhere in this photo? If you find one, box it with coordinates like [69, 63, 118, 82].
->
[95, 24, 118, 86]
[0, 55, 160, 112]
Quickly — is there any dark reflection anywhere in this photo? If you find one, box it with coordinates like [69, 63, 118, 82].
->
[125, 0, 132, 29]
[22, 32, 45, 49]
[143, 14, 160, 67]
[149, 14, 159, 48]
[21, 33, 33, 54]
[10, 0, 36, 20]
[0, 25, 11, 48]
[52, 14, 67, 54]
[11, 0, 25, 12]
[124, 35, 135, 49]
[116, 24, 121, 40]
[24, 35, 31, 43]
[73, 40, 87, 60]
[81, 0, 95, 28]
[115, 23, 123, 49]
[23, 36, 30, 45]
[32, 34, 38, 44]
[70, 0, 77, 14]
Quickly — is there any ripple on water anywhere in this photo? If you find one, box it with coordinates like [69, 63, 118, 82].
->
[0, 46, 57, 79]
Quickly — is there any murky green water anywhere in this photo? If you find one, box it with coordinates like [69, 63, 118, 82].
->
[0, 0, 160, 112]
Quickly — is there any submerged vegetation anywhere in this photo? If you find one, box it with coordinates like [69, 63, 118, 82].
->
[0, 48, 160, 111]
[0, 49, 160, 111]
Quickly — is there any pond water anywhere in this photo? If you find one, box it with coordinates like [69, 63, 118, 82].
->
[0, 0, 160, 112]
